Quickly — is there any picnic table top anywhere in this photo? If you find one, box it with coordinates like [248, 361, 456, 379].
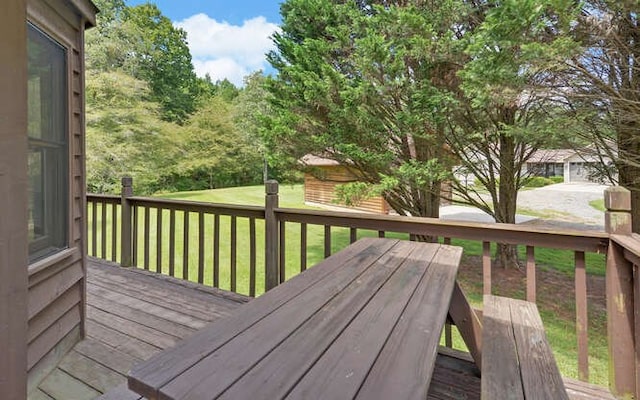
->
[128, 237, 463, 400]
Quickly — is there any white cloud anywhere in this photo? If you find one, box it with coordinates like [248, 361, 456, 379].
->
[176, 14, 279, 86]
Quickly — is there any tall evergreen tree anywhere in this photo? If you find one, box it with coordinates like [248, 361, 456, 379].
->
[265, 0, 459, 220]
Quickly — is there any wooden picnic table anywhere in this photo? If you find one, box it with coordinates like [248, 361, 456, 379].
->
[128, 237, 470, 400]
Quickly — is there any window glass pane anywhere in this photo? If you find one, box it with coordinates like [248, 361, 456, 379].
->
[27, 23, 68, 262]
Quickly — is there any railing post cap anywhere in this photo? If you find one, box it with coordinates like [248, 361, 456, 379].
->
[265, 180, 279, 195]
[122, 176, 133, 187]
[604, 186, 631, 212]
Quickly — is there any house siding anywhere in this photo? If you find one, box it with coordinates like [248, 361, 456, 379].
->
[25, 0, 93, 391]
[0, 1, 29, 398]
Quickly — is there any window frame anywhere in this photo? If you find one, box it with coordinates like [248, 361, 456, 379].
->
[26, 21, 72, 264]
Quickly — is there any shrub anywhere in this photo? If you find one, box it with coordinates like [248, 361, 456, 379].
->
[524, 176, 555, 187]
[549, 176, 564, 184]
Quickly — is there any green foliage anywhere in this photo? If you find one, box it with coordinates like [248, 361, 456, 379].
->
[84, 1, 272, 194]
[334, 182, 375, 207]
[446, 0, 580, 237]
[164, 95, 264, 191]
[85, 71, 181, 194]
[85, 71, 266, 194]
[523, 176, 556, 188]
[265, 0, 460, 218]
[86, 1, 198, 123]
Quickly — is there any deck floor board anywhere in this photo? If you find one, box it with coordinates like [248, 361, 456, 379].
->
[30, 258, 613, 400]
[31, 259, 248, 399]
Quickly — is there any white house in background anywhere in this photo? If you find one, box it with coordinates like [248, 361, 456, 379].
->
[525, 149, 614, 183]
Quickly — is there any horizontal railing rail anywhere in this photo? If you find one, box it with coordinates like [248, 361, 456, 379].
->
[275, 208, 609, 252]
[129, 197, 265, 218]
[87, 179, 640, 397]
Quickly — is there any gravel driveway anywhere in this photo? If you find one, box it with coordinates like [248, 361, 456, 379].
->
[517, 183, 607, 228]
[441, 183, 609, 231]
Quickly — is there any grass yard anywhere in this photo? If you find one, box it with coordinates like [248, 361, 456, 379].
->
[87, 184, 609, 386]
[590, 199, 606, 212]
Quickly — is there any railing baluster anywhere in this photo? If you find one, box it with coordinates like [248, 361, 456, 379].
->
[249, 218, 256, 297]
[350, 227, 357, 244]
[111, 202, 117, 262]
[526, 246, 536, 303]
[230, 216, 237, 292]
[213, 214, 220, 288]
[183, 211, 189, 280]
[91, 200, 97, 257]
[156, 208, 162, 273]
[324, 225, 331, 258]
[101, 200, 107, 258]
[575, 250, 589, 381]
[198, 212, 205, 284]
[143, 206, 150, 270]
[445, 322, 452, 348]
[132, 205, 138, 267]
[169, 209, 175, 277]
[300, 223, 307, 272]
[279, 221, 286, 284]
[483, 241, 491, 295]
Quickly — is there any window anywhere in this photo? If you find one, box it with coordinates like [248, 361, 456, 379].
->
[27, 24, 68, 262]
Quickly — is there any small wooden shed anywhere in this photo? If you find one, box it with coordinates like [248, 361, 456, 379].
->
[0, 0, 96, 398]
[301, 155, 391, 214]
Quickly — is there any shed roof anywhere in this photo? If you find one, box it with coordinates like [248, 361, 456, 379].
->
[300, 154, 341, 167]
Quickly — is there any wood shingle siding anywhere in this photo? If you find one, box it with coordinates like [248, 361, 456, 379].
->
[25, 0, 96, 392]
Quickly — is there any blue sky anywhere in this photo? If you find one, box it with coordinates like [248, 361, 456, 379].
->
[127, 1, 283, 85]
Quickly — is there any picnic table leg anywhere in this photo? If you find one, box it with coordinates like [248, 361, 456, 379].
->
[447, 282, 482, 371]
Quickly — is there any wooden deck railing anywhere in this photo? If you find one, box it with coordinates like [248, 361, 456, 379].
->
[87, 178, 640, 399]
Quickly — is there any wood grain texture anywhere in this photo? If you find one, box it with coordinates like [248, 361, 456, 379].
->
[156, 239, 398, 400]
[481, 296, 525, 400]
[28, 305, 82, 370]
[28, 263, 83, 320]
[39, 369, 100, 400]
[135, 240, 463, 400]
[354, 245, 462, 400]
[58, 351, 126, 393]
[32, 258, 614, 400]
[95, 384, 142, 400]
[447, 282, 482, 369]
[511, 299, 568, 400]
[482, 295, 568, 400]
[129, 238, 386, 398]
[36, 259, 244, 399]
[73, 339, 141, 375]
[220, 241, 438, 400]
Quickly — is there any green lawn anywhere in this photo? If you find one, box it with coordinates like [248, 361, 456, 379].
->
[87, 184, 609, 386]
[589, 199, 606, 212]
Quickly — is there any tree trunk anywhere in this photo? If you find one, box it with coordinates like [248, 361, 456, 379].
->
[617, 164, 640, 233]
[495, 132, 520, 268]
[616, 115, 640, 233]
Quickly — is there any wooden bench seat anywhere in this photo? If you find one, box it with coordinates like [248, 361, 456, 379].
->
[96, 384, 143, 400]
[481, 295, 568, 399]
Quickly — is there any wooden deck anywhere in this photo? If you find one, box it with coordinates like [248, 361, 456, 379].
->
[29, 258, 614, 400]
[29, 258, 249, 400]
